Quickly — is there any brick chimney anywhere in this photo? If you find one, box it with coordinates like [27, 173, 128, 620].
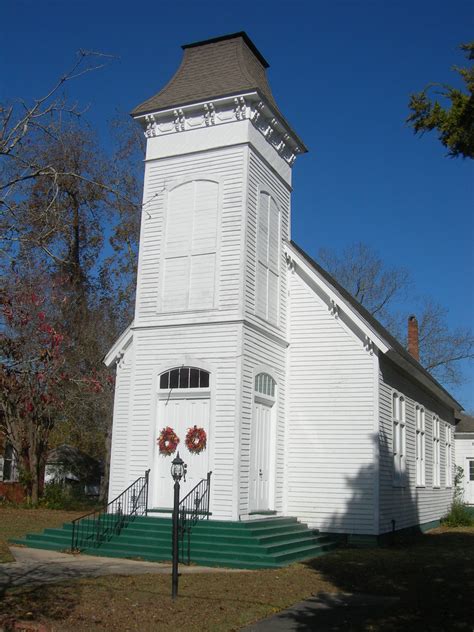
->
[408, 315, 419, 361]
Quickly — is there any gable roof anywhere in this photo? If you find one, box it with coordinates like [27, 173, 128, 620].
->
[131, 32, 306, 151]
[288, 241, 462, 412]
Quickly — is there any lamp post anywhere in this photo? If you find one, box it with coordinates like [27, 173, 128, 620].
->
[170, 452, 187, 599]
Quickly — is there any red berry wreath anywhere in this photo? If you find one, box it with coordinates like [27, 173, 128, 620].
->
[185, 426, 207, 454]
[157, 426, 179, 456]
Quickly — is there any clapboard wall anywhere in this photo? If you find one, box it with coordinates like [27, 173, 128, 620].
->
[378, 357, 455, 533]
[287, 266, 377, 535]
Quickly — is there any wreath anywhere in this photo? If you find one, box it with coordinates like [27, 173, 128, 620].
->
[157, 426, 179, 456]
[185, 426, 207, 454]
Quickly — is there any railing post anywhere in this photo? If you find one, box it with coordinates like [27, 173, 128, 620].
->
[145, 469, 150, 516]
[206, 471, 212, 520]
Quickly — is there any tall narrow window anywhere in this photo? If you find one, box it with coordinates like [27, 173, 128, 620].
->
[445, 424, 453, 487]
[162, 180, 218, 312]
[415, 405, 426, 486]
[433, 415, 440, 487]
[256, 192, 280, 325]
[392, 392, 406, 486]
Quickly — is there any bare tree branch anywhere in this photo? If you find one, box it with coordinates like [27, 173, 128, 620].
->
[317, 243, 473, 387]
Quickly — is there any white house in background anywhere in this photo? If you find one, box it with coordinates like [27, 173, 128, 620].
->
[105, 32, 462, 541]
[454, 413, 474, 505]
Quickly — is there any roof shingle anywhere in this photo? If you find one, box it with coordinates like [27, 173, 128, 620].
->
[132, 32, 284, 123]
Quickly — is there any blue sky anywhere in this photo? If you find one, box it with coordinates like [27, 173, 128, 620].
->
[1, 0, 473, 407]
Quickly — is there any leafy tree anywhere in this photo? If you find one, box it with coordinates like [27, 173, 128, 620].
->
[407, 43, 474, 158]
[318, 243, 474, 387]
[0, 279, 69, 503]
[0, 274, 116, 503]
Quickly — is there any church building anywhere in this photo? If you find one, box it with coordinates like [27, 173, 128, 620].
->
[105, 32, 461, 543]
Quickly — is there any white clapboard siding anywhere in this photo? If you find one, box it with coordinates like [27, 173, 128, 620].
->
[287, 270, 376, 534]
[135, 147, 245, 326]
[455, 433, 474, 504]
[245, 149, 290, 337]
[108, 343, 134, 500]
[125, 323, 240, 520]
[378, 357, 455, 532]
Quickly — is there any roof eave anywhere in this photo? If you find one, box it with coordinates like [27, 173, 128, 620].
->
[132, 90, 308, 154]
[103, 322, 134, 367]
[385, 350, 462, 412]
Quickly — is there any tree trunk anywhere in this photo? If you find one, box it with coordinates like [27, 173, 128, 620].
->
[28, 446, 40, 505]
[99, 421, 112, 503]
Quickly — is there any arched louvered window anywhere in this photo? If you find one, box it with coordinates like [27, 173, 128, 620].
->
[254, 373, 276, 398]
[159, 367, 210, 390]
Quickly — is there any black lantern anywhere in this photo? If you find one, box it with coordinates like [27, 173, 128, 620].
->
[170, 452, 187, 483]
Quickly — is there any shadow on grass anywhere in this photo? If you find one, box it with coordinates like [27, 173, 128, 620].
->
[297, 529, 474, 632]
[0, 582, 80, 631]
[0, 563, 84, 631]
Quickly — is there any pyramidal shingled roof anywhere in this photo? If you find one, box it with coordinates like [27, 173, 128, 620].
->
[131, 32, 281, 119]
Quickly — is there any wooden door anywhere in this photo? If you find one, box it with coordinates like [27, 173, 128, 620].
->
[153, 396, 210, 508]
[249, 401, 272, 511]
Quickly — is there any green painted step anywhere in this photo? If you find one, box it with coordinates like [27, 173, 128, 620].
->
[90, 536, 332, 560]
[10, 516, 340, 569]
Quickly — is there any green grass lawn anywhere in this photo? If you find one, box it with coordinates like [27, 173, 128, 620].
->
[0, 507, 84, 563]
[1, 510, 473, 631]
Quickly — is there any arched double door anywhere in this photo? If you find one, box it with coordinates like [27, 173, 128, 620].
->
[153, 367, 210, 508]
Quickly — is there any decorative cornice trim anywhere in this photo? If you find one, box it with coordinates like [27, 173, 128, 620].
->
[136, 92, 304, 166]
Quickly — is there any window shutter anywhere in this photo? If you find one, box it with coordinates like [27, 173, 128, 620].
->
[166, 182, 193, 255]
[162, 180, 218, 311]
[267, 271, 279, 323]
[268, 198, 279, 271]
[258, 193, 269, 262]
[256, 192, 280, 324]
[256, 262, 268, 318]
[162, 256, 189, 311]
[192, 181, 218, 252]
[189, 253, 215, 309]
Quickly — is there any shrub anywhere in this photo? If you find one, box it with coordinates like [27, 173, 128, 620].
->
[442, 500, 474, 527]
[39, 481, 97, 511]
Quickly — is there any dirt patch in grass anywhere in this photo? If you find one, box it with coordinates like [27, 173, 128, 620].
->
[0, 525, 473, 631]
[0, 507, 83, 563]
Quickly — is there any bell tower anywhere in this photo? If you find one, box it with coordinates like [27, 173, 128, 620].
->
[132, 32, 306, 331]
[110, 33, 307, 520]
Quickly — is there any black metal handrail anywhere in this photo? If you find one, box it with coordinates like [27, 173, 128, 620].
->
[71, 469, 150, 551]
[178, 471, 212, 564]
